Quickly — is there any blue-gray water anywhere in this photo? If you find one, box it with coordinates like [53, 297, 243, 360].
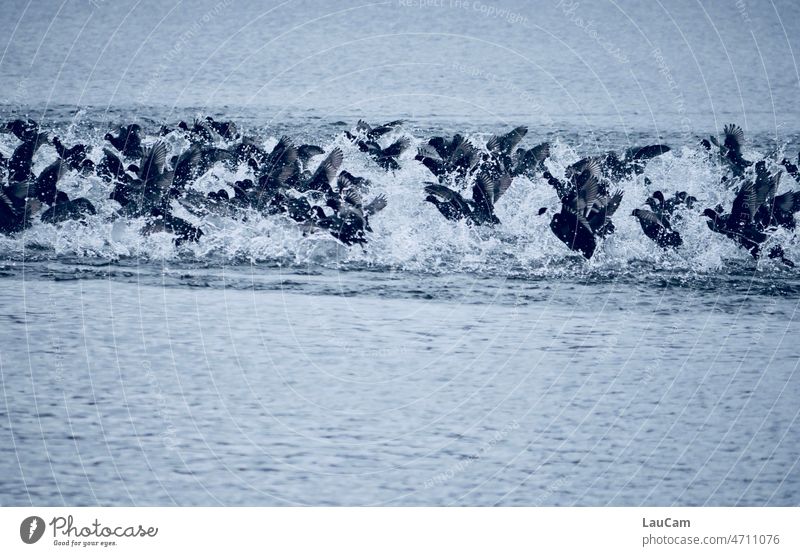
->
[1, 0, 800, 506]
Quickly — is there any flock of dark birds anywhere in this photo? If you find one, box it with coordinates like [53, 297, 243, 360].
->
[1, 117, 800, 266]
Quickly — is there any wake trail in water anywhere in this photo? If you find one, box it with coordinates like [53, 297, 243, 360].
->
[1, 113, 799, 284]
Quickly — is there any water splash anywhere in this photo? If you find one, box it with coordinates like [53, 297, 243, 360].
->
[1, 115, 798, 283]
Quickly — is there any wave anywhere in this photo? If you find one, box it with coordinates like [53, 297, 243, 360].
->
[1, 114, 799, 282]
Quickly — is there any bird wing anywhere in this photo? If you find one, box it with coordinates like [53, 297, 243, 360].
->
[473, 174, 495, 207]
[449, 136, 478, 169]
[308, 147, 344, 190]
[568, 156, 601, 180]
[754, 164, 780, 208]
[336, 171, 358, 193]
[381, 137, 410, 158]
[493, 173, 513, 201]
[342, 189, 363, 210]
[575, 173, 599, 214]
[486, 126, 528, 155]
[32, 159, 68, 202]
[428, 136, 448, 158]
[9, 140, 38, 182]
[774, 191, 800, 213]
[266, 136, 294, 166]
[0, 189, 19, 216]
[263, 137, 298, 185]
[355, 120, 372, 135]
[731, 179, 757, 222]
[425, 183, 470, 214]
[364, 194, 387, 216]
[528, 142, 550, 163]
[723, 124, 744, 154]
[635, 209, 671, 237]
[138, 141, 167, 181]
[604, 190, 624, 217]
[298, 144, 324, 162]
[629, 144, 671, 161]
[369, 120, 404, 137]
[424, 183, 459, 201]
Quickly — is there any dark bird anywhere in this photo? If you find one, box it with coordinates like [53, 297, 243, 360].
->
[171, 145, 234, 190]
[512, 142, 551, 178]
[51, 136, 88, 171]
[142, 207, 203, 245]
[632, 208, 682, 248]
[241, 136, 300, 212]
[104, 124, 143, 159]
[40, 191, 96, 224]
[780, 152, 799, 184]
[481, 126, 528, 179]
[177, 120, 221, 144]
[97, 148, 132, 182]
[112, 141, 174, 215]
[423, 183, 473, 222]
[763, 190, 800, 230]
[424, 173, 512, 226]
[645, 190, 697, 216]
[567, 145, 670, 183]
[232, 136, 269, 167]
[2, 119, 41, 142]
[297, 147, 343, 193]
[297, 144, 325, 166]
[416, 134, 480, 180]
[0, 188, 39, 234]
[548, 162, 623, 259]
[703, 162, 793, 266]
[487, 126, 528, 158]
[3, 157, 67, 206]
[602, 144, 671, 180]
[352, 119, 404, 140]
[311, 176, 388, 245]
[29, 159, 68, 204]
[345, 129, 409, 170]
[204, 116, 239, 140]
[7, 130, 50, 183]
[705, 124, 751, 176]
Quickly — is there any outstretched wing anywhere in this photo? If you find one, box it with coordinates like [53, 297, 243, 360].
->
[723, 124, 745, 154]
[629, 144, 670, 161]
[307, 147, 344, 191]
[604, 190, 624, 217]
[731, 179, 757, 223]
[138, 141, 167, 182]
[381, 137, 410, 158]
[364, 194, 387, 216]
[487, 126, 528, 155]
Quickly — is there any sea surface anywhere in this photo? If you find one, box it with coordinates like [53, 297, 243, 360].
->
[1, 0, 799, 505]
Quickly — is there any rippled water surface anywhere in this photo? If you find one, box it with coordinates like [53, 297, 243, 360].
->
[1, 264, 798, 506]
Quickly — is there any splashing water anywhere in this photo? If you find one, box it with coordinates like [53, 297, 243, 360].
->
[1, 112, 799, 286]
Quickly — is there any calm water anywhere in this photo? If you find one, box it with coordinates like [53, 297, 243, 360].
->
[1, 0, 800, 131]
[1, 0, 800, 506]
[0, 266, 798, 505]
